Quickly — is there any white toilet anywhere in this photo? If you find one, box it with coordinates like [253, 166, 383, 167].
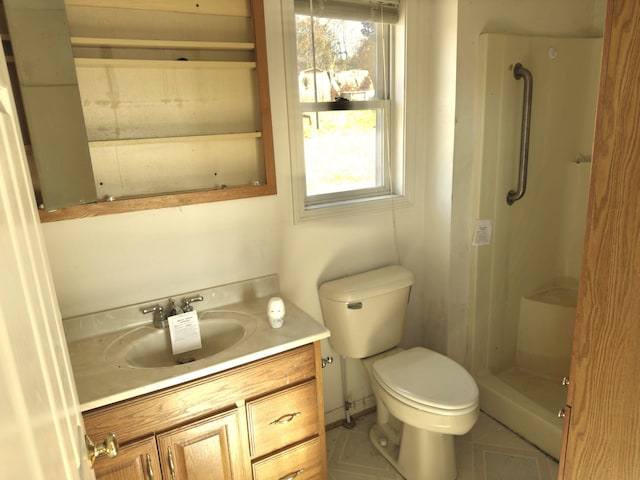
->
[319, 265, 479, 480]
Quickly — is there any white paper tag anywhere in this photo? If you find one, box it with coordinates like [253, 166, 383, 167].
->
[472, 219, 493, 246]
[168, 310, 202, 355]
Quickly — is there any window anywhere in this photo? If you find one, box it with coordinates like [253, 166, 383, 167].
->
[286, 0, 404, 218]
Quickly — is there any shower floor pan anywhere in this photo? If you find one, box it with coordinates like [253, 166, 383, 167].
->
[477, 369, 565, 459]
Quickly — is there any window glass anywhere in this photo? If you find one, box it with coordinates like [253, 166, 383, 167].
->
[302, 109, 379, 196]
[294, 12, 391, 205]
[286, 1, 404, 217]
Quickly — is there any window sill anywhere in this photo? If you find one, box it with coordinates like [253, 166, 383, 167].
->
[295, 193, 412, 223]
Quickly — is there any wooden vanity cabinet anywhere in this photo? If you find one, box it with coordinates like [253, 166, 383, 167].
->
[84, 342, 327, 480]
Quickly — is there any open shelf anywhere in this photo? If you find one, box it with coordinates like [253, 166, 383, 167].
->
[88, 132, 262, 148]
[75, 57, 256, 69]
[71, 36, 255, 51]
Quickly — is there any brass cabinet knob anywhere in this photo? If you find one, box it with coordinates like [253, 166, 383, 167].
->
[85, 432, 119, 467]
[562, 376, 570, 386]
[558, 408, 566, 418]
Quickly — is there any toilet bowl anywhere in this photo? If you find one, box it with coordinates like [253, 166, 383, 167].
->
[362, 347, 479, 480]
[318, 265, 479, 480]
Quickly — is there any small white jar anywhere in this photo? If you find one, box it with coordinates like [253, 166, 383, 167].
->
[267, 297, 285, 328]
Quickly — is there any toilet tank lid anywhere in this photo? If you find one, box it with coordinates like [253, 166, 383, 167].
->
[319, 265, 415, 302]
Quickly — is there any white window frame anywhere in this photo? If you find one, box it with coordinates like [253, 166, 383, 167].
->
[282, 0, 410, 222]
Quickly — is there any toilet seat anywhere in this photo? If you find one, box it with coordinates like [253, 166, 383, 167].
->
[373, 347, 478, 415]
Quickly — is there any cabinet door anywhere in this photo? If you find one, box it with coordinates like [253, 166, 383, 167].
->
[94, 437, 160, 480]
[157, 409, 249, 480]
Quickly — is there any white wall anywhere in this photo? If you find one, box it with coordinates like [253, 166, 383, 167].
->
[416, 0, 458, 356]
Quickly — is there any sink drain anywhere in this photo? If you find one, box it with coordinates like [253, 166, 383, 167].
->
[176, 356, 196, 365]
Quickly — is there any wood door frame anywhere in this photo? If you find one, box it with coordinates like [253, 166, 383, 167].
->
[561, 0, 640, 477]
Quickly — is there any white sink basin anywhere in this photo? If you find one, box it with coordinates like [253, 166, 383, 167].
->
[105, 310, 257, 368]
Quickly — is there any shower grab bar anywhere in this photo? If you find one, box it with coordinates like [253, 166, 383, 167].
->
[507, 63, 533, 205]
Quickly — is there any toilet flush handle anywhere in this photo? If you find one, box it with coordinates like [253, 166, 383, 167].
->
[347, 302, 362, 310]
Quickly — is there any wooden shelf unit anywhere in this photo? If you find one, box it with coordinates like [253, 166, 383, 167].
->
[2, 0, 277, 220]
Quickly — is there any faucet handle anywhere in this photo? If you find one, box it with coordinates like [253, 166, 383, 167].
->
[182, 295, 203, 312]
[141, 304, 168, 328]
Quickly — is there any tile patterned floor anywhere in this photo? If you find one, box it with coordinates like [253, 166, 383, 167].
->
[327, 411, 560, 480]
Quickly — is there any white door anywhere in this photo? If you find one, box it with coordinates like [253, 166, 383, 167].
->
[0, 48, 94, 478]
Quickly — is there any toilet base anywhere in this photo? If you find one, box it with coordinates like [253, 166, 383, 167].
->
[369, 420, 457, 480]
[369, 424, 401, 472]
[361, 350, 476, 479]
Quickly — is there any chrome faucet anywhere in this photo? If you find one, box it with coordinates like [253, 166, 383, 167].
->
[141, 304, 168, 329]
[169, 298, 184, 316]
[142, 295, 203, 329]
[182, 295, 203, 312]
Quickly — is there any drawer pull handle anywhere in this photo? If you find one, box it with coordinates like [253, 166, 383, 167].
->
[269, 412, 301, 425]
[279, 468, 304, 480]
[146, 453, 155, 480]
[167, 446, 176, 480]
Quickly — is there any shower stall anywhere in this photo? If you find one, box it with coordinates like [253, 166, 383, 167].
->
[470, 33, 602, 459]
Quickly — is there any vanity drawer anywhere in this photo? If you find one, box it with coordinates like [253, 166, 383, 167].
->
[247, 380, 319, 458]
[251, 437, 324, 480]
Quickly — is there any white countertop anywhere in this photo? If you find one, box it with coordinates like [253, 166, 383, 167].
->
[64, 275, 330, 412]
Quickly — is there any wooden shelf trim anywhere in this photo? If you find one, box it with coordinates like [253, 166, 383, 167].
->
[71, 36, 255, 51]
[39, 182, 277, 222]
[64, 0, 251, 18]
[75, 57, 256, 69]
[89, 132, 262, 148]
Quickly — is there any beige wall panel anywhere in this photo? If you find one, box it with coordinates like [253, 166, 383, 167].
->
[91, 138, 264, 198]
[76, 65, 258, 140]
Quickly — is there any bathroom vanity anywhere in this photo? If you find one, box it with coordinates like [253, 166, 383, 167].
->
[65, 275, 330, 479]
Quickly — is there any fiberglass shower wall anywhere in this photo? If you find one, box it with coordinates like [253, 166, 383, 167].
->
[473, 33, 602, 382]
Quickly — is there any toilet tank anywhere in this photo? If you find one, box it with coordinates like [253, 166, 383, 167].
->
[318, 265, 415, 358]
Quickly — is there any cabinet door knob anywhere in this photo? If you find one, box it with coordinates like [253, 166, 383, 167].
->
[562, 376, 570, 386]
[85, 432, 119, 467]
[558, 408, 566, 418]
